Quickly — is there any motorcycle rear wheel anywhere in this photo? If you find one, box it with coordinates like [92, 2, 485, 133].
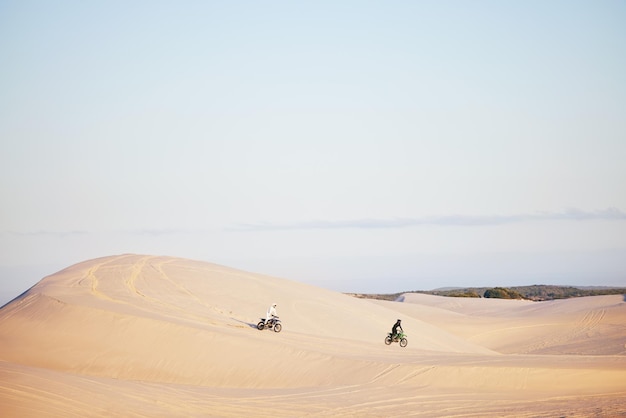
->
[256, 321, 265, 330]
[384, 336, 392, 345]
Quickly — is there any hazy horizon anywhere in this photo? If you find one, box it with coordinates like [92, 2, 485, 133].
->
[2, 1, 625, 304]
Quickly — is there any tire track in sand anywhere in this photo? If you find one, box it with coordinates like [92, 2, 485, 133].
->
[78, 258, 131, 303]
[522, 308, 606, 354]
[122, 257, 225, 325]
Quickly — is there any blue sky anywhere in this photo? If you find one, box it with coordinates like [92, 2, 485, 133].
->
[1, 1, 625, 304]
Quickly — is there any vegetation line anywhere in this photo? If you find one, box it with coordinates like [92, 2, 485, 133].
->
[348, 285, 626, 301]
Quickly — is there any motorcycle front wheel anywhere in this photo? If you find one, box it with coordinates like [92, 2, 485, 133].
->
[273, 323, 282, 333]
[399, 338, 408, 347]
[384, 336, 392, 345]
[257, 321, 265, 330]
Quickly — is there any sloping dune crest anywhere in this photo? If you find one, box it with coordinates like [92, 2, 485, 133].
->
[1, 254, 625, 417]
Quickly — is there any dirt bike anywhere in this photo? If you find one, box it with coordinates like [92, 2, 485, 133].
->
[257, 316, 282, 332]
[385, 331, 407, 347]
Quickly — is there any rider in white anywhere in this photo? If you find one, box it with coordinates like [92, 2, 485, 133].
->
[266, 303, 277, 322]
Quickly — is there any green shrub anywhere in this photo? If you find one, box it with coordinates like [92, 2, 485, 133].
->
[483, 287, 524, 299]
[447, 291, 481, 298]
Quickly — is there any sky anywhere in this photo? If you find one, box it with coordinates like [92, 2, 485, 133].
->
[1, 1, 625, 305]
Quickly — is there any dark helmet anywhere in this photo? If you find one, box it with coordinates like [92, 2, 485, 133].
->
[397, 319, 401, 322]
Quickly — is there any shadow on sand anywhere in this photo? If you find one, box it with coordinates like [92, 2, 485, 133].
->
[231, 318, 262, 330]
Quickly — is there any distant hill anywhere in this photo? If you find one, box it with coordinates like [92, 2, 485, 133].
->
[349, 285, 626, 301]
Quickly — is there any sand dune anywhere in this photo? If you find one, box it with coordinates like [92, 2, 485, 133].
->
[382, 292, 626, 355]
[1, 254, 625, 417]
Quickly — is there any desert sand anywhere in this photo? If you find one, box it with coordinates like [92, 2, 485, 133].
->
[0, 254, 624, 417]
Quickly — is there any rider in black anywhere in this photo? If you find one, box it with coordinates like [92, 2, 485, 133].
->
[391, 319, 403, 339]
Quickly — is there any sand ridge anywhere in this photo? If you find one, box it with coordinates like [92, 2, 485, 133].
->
[1, 254, 625, 417]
